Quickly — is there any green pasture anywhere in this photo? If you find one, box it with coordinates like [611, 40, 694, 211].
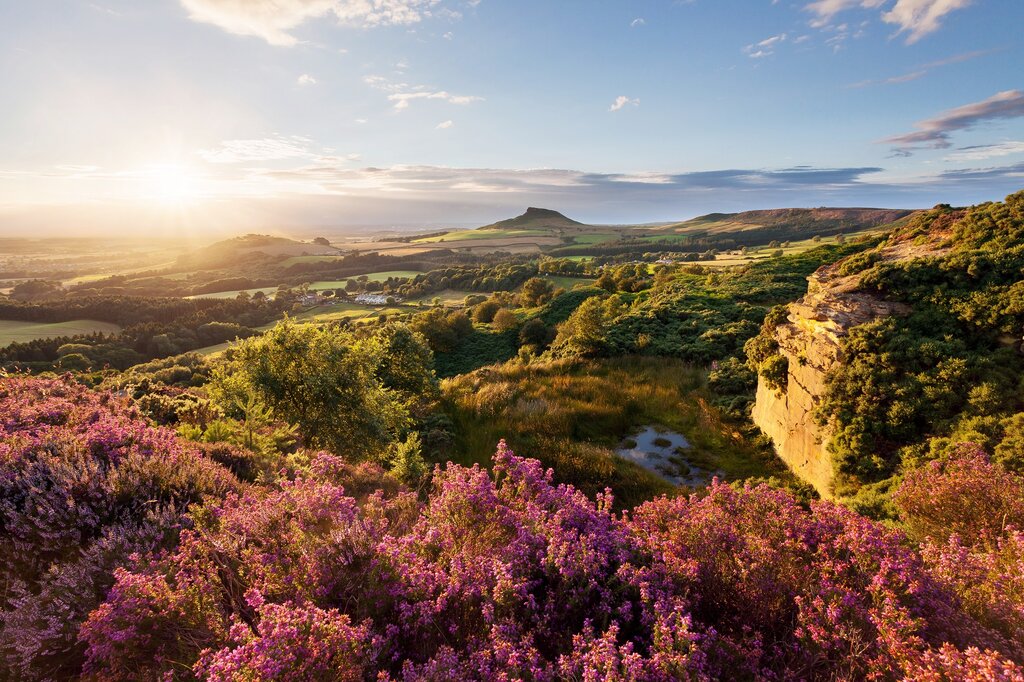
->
[0, 319, 122, 347]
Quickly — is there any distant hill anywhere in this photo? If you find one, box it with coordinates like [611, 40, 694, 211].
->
[657, 207, 913, 238]
[179, 234, 341, 269]
[478, 207, 586, 232]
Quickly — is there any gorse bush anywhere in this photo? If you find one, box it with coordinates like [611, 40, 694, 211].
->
[552, 241, 875, 364]
[210, 319, 438, 460]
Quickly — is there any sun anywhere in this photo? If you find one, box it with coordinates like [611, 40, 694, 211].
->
[143, 163, 203, 206]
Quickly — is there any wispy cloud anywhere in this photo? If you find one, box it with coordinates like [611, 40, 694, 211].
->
[944, 141, 1024, 162]
[389, 91, 482, 111]
[436, 120, 454, 129]
[297, 73, 317, 86]
[744, 33, 787, 58]
[88, 3, 121, 16]
[198, 135, 318, 163]
[10, 156, 1024, 232]
[364, 74, 482, 111]
[884, 90, 1024, 153]
[804, 0, 970, 42]
[609, 95, 639, 112]
[255, 162, 886, 197]
[180, 0, 455, 46]
[934, 161, 1024, 182]
[630, 17, 646, 27]
[805, 0, 885, 28]
[846, 48, 992, 88]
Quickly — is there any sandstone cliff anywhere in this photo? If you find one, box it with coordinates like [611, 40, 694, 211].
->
[751, 236, 943, 497]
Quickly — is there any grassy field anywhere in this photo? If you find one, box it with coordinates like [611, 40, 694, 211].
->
[62, 273, 116, 286]
[292, 302, 408, 323]
[408, 289, 476, 306]
[540, 274, 596, 290]
[188, 286, 280, 300]
[441, 356, 792, 510]
[702, 229, 885, 268]
[189, 271, 424, 299]
[280, 255, 344, 267]
[309, 271, 422, 287]
[415, 228, 549, 243]
[570, 233, 618, 245]
[0, 319, 122, 346]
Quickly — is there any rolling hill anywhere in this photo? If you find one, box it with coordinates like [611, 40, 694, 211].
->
[654, 207, 913, 239]
[177, 234, 343, 269]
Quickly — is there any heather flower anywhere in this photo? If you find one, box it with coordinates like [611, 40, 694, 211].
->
[195, 602, 372, 681]
[0, 375, 238, 678]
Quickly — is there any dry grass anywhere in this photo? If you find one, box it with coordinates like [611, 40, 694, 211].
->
[440, 356, 785, 509]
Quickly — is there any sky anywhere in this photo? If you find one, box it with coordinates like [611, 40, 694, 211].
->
[0, 0, 1023, 237]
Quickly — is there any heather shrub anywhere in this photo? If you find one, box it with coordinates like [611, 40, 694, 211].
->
[0, 375, 239, 678]
[194, 602, 373, 681]
[895, 445, 1024, 660]
[77, 442, 1023, 681]
[628, 483, 1022, 678]
[4, 374, 1022, 680]
[893, 444, 1024, 544]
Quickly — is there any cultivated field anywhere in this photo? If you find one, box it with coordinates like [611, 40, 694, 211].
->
[0, 319, 121, 347]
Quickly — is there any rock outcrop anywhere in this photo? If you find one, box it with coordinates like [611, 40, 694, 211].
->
[750, 237, 942, 496]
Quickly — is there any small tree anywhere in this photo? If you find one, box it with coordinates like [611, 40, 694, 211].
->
[389, 432, 428, 488]
[520, 277, 555, 307]
[473, 300, 501, 323]
[519, 318, 554, 350]
[210, 319, 408, 459]
[492, 308, 519, 332]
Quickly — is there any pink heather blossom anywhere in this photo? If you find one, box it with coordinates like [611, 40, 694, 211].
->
[5, 375, 1024, 680]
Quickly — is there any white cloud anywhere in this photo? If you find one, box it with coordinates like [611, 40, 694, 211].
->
[944, 141, 1024, 162]
[89, 3, 121, 16]
[180, 0, 449, 46]
[436, 120, 454, 129]
[609, 95, 639, 112]
[630, 17, 645, 27]
[805, 0, 885, 27]
[297, 73, 317, 85]
[389, 91, 482, 110]
[744, 33, 787, 57]
[882, 0, 972, 43]
[364, 74, 482, 110]
[199, 135, 317, 163]
[363, 74, 401, 91]
[804, 0, 969, 42]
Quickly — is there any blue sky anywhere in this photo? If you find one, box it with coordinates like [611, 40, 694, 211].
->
[0, 0, 1022, 235]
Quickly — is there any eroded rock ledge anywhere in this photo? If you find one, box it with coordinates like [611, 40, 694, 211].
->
[750, 242, 933, 497]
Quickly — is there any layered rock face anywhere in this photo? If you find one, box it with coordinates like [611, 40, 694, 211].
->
[751, 258, 911, 497]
